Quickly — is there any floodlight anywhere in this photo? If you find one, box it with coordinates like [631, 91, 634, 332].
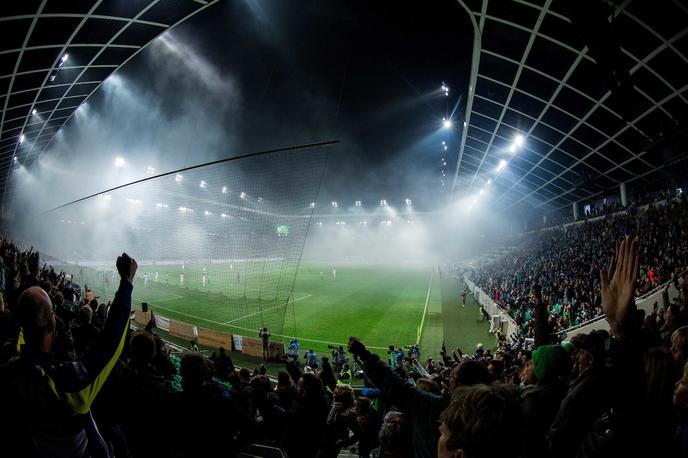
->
[497, 160, 507, 172]
[443, 118, 452, 129]
[479, 189, 485, 195]
[204, 210, 212, 216]
[441, 82, 449, 96]
[331, 201, 338, 208]
[405, 198, 412, 206]
[221, 213, 229, 218]
[59, 54, 69, 66]
[508, 144, 517, 154]
[31, 109, 37, 116]
[146, 166, 155, 175]
[114, 156, 125, 168]
[514, 134, 524, 146]
[175, 174, 183, 182]
[200, 180, 207, 188]
[222, 186, 228, 193]
[19, 134, 25, 144]
[309, 202, 315, 208]
[355, 200, 362, 207]
[380, 199, 387, 207]
[240, 192, 247, 199]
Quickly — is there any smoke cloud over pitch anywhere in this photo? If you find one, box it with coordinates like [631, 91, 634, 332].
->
[7, 0, 510, 267]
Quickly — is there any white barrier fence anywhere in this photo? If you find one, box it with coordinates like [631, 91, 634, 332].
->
[563, 276, 681, 339]
[464, 277, 520, 339]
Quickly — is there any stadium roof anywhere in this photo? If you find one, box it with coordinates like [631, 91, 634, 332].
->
[452, 0, 688, 212]
[0, 0, 219, 208]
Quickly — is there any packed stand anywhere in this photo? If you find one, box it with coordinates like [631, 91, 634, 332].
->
[475, 197, 688, 338]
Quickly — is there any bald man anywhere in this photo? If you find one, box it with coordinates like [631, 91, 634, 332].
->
[0, 252, 137, 458]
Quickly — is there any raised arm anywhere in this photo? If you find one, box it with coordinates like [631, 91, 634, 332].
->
[532, 284, 549, 348]
[57, 253, 137, 414]
[599, 236, 645, 421]
[348, 337, 442, 413]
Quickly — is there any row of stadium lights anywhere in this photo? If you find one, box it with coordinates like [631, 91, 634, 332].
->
[437, 80, 526, 201]
[14, 53, 70, 159]
[324, 199, 411, 209]
[101, 190, 413, 216]
[116, 159, 246, 198]
[98, 193, 235, 219]
[329, 219, 414, 226]
[440, 82, 451, 190]
[320, 219, 411, 227]
[114, 158, 259, 205]
[466, 134, 525, 211]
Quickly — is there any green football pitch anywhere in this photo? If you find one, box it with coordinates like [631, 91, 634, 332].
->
[68, 262, 441, 355]
[65, 261, 490, 358]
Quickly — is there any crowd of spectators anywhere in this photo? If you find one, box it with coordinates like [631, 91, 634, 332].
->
[475, 196, 688, 338]
[0, 225, 687, 456]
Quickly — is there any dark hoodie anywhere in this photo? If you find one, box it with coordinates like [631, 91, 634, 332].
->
[520, 344, 571, 458]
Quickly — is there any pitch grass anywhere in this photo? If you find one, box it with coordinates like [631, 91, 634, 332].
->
[72, 262, 490, 360]
[441, 278, 497, 355]
[75, 262, 436, 356]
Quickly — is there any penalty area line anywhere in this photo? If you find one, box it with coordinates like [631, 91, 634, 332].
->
[222, 294, 313, 324]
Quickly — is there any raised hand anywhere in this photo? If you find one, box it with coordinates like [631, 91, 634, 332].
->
[348, 336, 367, 356]
[600, 236, 639, 337]
[28, 251, 40, 276]
[116, 252, 138, 285]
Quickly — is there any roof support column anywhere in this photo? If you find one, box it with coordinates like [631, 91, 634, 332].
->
[620, 182, 628, 207]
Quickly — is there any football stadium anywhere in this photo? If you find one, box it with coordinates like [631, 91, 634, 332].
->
[0, 1, 687, 457]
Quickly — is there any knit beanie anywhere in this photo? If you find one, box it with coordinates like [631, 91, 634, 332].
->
[532, 344, 570, 384]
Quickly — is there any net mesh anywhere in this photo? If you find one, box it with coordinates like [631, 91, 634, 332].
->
[30, 146, 328, 337]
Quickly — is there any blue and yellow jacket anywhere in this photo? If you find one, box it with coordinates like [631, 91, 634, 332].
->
[0, 280, 132, 457]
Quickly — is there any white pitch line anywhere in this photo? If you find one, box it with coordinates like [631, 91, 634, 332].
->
[223, 294, 313, 324]
[147, 302, 246, 328]
[133, 293, 182, 303]
[416, 269, 435, 346]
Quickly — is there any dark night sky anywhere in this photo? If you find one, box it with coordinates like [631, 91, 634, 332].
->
[93, 0, 474, 210]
